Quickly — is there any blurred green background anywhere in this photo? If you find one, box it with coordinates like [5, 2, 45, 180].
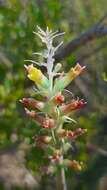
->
[0, 0, 107, 189]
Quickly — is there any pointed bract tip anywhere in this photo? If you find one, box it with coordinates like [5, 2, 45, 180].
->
[24, 107, 28, 112]
[24, 64, 28, 69]
[24, 64, 33, 72]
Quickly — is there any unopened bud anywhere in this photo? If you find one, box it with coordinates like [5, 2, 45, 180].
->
[25, 108, 36, 118]
[54, 63, 62, 72]
[33, 135, 52, 144]
[53, 63, 85, 94]
[67, 131, 74, 138]
[57, 129, 67, 138]
[61, 99, 86, 114]
[73, 128, 87, 138]
[53, 92, 65, 105]
[49, 149, 61, 162]
[64, 159, 82, 171]
[20, 98, 44, 110]
[68, 63, 85, 81]
[67, 128, 87, 139]
[42, 118, 55, 129]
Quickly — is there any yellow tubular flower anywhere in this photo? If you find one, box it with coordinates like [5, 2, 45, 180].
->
[68, 63, 86, 80]
[25, 64, 42, 84]
[24, 64, 50, 89]
[53, 63, 85, 95]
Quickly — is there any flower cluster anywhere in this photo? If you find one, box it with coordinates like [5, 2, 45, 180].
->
[20, 26, 87, 174]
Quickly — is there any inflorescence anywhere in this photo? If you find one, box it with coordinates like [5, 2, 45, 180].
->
[20, 26, 87, 174]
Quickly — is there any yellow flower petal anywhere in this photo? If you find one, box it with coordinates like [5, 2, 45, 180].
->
[68, 63, 85, 80]
[24, 64, 50, 90]
[24, 64, 42, 84]
[28, 67, 42, 84]
[53, 63, 85, 95]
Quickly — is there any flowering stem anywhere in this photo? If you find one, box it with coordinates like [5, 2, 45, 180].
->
[56, 156, 67, 190]
[60, 167, 67, 190]
[49, 73, 53, 91]
[51, 129, 56, 144]
[22, 27, 86, 190]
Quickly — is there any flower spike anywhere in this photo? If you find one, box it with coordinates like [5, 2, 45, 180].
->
[21, 27, 87, 177]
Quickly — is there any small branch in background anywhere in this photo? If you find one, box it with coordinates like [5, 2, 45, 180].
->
[75, 77, 90, 98]
[76, 41, 107, 63]
[87, 143, 107, 157]
[95, 12, 107, 28]
[55, 12, 107, 62]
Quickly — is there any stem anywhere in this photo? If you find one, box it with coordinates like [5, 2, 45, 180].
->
[51, 129, 56, 144]
[50, 73, 53, 91]
[56, 156, 67, 190]
[46, 42, 54, 91]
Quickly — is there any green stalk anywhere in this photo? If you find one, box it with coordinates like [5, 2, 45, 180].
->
[51, 129, 56, 144]
[56, 156, 67, 190]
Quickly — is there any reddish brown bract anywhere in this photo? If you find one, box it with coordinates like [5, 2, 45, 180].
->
[61, 99, 87, 114]
[54, 92, 65, 105]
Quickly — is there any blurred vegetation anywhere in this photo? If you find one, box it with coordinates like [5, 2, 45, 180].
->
[0, 0, 107, 189]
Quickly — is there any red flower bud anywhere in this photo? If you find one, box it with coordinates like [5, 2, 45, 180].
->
[53, 92, 65, 105]
[33, 135, 52, 144]
[67, 131, 74, 138]
[73, 128, 83, 136]
[75, 99, 86, 109]
[67, 128, 87, 139]
[56, 129, 67, 138]
[65, 160, 82, 170]
[25, 108, 55, 129]
[20, 98, 44, 110]
[61, 99, 87, 114]
[20, 98, 29, 107]
[42, 118, 55, 129]
[25, 108, 36, 118]
[49, 149, 61, 162]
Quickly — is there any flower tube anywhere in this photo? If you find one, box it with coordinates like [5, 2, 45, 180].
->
[53, 63, 85, 94]
[25, 64, 50, 90]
